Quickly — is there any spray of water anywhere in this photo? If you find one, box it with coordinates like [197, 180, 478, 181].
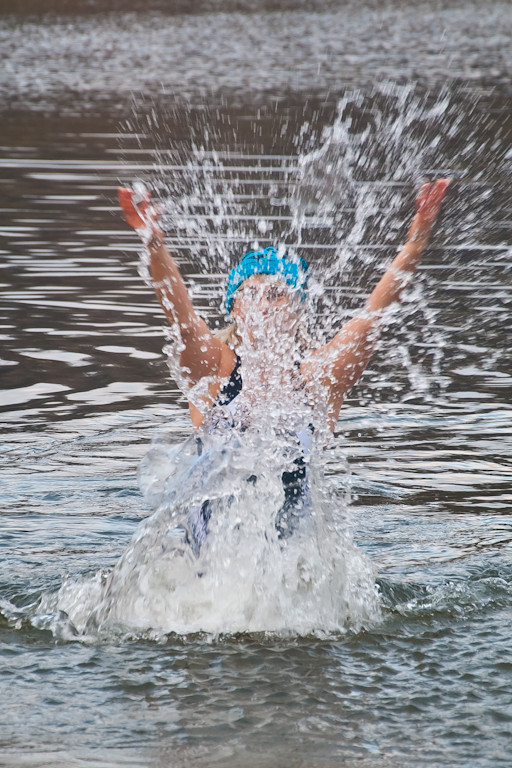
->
[46, 286, 381, 638]
[30, 83, 509, 639]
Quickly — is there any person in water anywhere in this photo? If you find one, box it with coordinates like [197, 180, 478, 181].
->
[119, 180, 450, 425]
[118, 179, 450, 547]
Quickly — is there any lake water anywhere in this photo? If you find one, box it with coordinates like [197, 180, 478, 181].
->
[1, 1, 511, 766]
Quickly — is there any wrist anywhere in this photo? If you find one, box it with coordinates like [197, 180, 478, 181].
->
[144, 225, 164, 250]
[408, 215, 431, 244]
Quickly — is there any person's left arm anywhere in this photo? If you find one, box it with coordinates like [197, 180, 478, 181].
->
[306, 179, 451, 428]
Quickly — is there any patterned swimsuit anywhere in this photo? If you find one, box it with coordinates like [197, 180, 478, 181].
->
[186, 356, 312, 554]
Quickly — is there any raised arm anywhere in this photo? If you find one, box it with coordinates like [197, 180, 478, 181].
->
[309, 179, 451, 427]
[366, 179, 451, 313]
[118, 187, 235, 390]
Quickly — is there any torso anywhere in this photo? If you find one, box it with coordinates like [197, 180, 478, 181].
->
[193, 352, 317, 542]
[188, 343, 338, 433]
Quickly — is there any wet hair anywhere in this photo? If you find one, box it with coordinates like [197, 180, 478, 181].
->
[214, 321, 241, 349]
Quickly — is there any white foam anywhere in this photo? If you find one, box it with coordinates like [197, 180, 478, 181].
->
[49, 431, 381, 638]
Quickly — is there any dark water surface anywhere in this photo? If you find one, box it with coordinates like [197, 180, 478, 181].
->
[1, 2, 512, 766]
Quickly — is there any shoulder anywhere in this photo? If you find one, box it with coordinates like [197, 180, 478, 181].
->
[188, 345, 238, 427]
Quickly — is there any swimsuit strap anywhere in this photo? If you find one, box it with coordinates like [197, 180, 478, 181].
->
[216, 354, 242, 406]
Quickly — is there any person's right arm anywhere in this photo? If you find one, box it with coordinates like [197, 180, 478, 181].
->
[118, 187, 236, 390]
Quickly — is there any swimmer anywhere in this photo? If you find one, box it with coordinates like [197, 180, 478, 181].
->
[119, 180, 450, 548]
[119, 179, 450, 432]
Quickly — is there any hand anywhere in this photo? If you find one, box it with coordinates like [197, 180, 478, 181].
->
[408, 178, 451, 241]
[118, 184, 162, 241]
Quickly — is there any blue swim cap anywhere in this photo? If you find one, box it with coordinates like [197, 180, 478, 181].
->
[225, 246, 308, 314]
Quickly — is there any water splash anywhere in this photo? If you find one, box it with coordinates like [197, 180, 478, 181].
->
[128, 83, 508, 364]
[21, 83, 509, 640]
[30, 421, 380, 639]
[35, 305, 381, 637]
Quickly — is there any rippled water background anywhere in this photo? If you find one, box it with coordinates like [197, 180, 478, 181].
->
[1, 1, 512, 766]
